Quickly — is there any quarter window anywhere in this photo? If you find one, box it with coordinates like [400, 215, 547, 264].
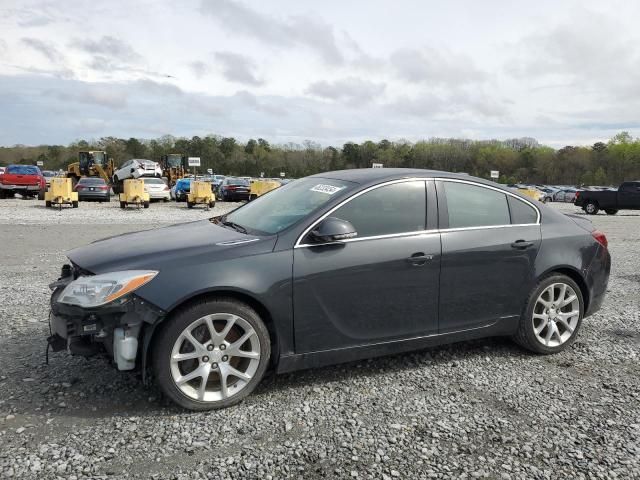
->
[443, 182, 510, 228]
[331, 181, 426, 237]
[508, 196, 538, 224]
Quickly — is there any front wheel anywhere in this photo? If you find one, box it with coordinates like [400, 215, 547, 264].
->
[513, 274, 584, 354]
[605, 209, 618, 215]
[584, 201, 599, 215]
[152, 298, 271, 411]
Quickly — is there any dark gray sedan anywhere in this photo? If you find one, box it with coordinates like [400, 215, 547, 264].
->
[75, 177, 110, 202]
[48, 169, 611, 410]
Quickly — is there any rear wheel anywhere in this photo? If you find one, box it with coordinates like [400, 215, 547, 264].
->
[72, 201, 78, 208]
[152, 298, 271, 411]
[209, 200, 216, 208]
[605, 209, 618, 215]
[584, 201, 599, 215]
[45, 201, 51, 208]
[187, 201, 194, 209]
[120, 201, 126, 209]
[143, 201, 150, 209]
[38, 189, 45, 200]
[513, 274, 584, 354]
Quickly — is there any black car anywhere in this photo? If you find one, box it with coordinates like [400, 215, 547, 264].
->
[48, 169, 610, 410]
[218, 177, 250, 201]
[74, 177, 110, 202]
[574, 181, 640, 215]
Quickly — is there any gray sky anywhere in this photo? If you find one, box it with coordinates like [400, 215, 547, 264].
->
[1, 0, 639, 147]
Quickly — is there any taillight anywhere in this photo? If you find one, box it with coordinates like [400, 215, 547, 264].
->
[75, 185, 83, 191]
[575, 191, 580, 199]
[592, 230, 608, 249]
[99, 185, 109, 191]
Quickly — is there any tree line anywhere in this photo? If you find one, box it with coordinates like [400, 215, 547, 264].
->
[1, 131, 639, 186]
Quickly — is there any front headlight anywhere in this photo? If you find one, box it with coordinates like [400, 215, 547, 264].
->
[58, 270, 158, 308]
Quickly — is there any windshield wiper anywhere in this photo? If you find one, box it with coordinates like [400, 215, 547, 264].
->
[221, 220, 247, 234]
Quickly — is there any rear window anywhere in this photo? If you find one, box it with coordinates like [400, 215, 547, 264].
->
[143, 178, 165, 184]
[7, 165, 40, 175]
[78, 178, 106, 185]
[227, 178, 250, 186]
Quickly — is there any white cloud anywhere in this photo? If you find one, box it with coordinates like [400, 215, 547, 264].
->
[1, 0, 640, 146]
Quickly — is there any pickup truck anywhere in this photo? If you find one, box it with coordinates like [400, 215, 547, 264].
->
[0, 164, 46, 199]
[574, 181, 640, 215]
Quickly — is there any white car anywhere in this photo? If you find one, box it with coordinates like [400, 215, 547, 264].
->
[113, 159, 162, 183]
[142, 177, 171, 201]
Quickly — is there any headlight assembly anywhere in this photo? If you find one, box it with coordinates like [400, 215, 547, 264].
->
[58, 270, 158, 308]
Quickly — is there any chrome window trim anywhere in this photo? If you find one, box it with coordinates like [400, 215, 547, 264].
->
[293, 176, 541, 248]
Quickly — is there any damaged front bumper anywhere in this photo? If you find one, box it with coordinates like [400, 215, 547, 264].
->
[48, 264, 165, 372]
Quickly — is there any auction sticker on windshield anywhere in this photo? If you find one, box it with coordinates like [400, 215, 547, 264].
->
[310, 184, 345, 195]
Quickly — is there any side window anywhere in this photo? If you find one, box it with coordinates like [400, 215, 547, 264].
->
[443, 182, 510, 228]
[507, 196, 538, 224]
[331, 181, 426, 237]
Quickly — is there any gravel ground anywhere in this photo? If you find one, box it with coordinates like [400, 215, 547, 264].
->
[0, 199, 638, 479]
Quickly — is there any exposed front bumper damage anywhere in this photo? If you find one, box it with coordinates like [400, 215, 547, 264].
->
[48, 265, 165, 372]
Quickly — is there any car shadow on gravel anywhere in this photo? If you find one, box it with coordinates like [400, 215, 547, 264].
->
[1, 334, 549, 419]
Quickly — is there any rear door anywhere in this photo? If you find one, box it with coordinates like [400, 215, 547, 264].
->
[436, 180, 542, 332]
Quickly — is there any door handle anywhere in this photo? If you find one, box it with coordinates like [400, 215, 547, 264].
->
[511, 240, 534, 249]
[406, 252, 434, 265]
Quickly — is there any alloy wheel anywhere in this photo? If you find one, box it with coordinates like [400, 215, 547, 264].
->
[170, 313, 261, 402]
[532, 283, 580, 347]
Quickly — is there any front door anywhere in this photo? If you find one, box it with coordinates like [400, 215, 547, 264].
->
[618, 183, 640, 209]
[293, 180, 441, 353]
[436, 180, 541, 332]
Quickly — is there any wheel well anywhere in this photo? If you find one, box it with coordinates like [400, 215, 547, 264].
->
[142, 291, 279, 381]
[549, 268, 590, 312]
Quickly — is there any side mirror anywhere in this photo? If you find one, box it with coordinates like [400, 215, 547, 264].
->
[310, 217, 357, 243]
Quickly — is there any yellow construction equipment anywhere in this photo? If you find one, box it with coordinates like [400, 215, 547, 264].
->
[67, 151, 115, 185]
[187, 181, 215, 209]
[119, 179, 150, 209]
[249, 179, 281, 200]
[45, 177, 78, 209]
[160, 154, 186, 186]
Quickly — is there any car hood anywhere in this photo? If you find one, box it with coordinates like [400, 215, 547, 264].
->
[67, 220, 276, 274]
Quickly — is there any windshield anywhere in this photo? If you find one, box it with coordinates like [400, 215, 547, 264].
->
[166, 154, 182, 167]
[222, 177, 355, 235]
[7, 165, 40, 175]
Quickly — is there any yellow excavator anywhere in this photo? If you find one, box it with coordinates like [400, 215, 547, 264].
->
[159, 154, 186, 186]
[66, 151, 115, 186]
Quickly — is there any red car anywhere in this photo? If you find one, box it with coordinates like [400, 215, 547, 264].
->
[0, 165, 47, 199]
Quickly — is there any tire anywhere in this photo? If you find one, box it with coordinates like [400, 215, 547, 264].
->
[584, 201, 599, 215]
[143, 201, 150, 209]
[605, 209, 618, 215]
[152, 298, 271, 411]
[45, 201, 51, 208]
[209, 200, 216, 208]
[72, 201, 79, 208]
[513, 274, 584, 355]
[249, 194, 257, 201]
[120, 201, 126, 209]
[187, 202, 194, 209]
[38, 190, 45, 200]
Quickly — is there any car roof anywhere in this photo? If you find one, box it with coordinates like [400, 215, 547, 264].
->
[309, 168, 478, 184]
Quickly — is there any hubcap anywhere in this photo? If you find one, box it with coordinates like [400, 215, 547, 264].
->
[170, 313, 261, 402]
[532, 283, 580, 347]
